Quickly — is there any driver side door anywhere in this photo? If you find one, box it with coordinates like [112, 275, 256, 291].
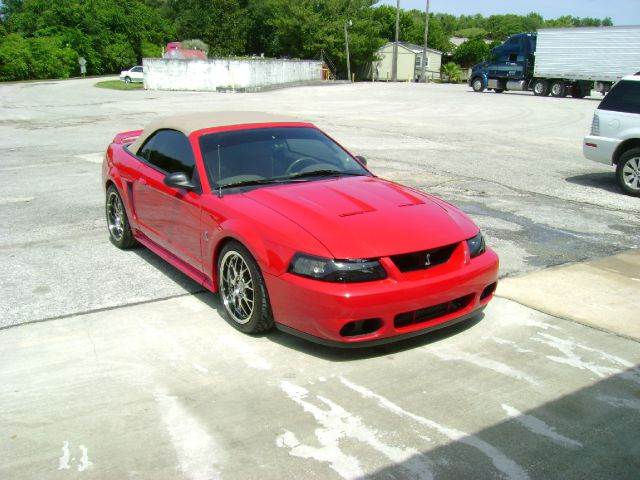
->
[133, 129, 203, 271]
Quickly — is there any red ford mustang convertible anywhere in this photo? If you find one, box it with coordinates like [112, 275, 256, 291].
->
[103, 112, 498, 347]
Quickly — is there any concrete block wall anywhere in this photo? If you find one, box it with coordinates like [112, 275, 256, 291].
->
[143, 58, 324, 91]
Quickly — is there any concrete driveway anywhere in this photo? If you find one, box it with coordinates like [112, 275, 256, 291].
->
[1, 78, 639, 479]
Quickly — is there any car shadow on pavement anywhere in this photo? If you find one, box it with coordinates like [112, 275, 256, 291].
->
[132, 248, 207, 293]
[356, 366, 640, 479]
[565, 172, 622, 195]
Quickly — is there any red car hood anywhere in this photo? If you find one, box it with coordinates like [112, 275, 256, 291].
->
[244, 176, 478, 259]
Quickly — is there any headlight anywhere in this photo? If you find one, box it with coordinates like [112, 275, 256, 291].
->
[466, 232, 486, 258]
[288, 253, 387, 283]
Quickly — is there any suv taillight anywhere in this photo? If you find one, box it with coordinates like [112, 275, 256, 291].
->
[591, 114, 600, 136]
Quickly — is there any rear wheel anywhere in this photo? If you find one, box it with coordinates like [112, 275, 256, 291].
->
[532, 79, 549, 96]
[550, 80, 567, 98]
[106, 185, 137, 249]
[494, 89, 504, 94]
[472, 77, 485, 92]
[616, 148, 640, 197]
[217, 241, 274, 334]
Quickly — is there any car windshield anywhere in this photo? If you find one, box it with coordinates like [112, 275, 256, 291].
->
[199, 127, 369, 189]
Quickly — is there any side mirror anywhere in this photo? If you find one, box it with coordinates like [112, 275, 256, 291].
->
[355, 155, 367, 166]
[164, 171, 197, 191]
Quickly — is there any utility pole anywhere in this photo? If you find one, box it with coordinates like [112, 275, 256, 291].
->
[420, 0, 430, 82]
[344, 19, 352, 82]
[391, 0, 400, 82]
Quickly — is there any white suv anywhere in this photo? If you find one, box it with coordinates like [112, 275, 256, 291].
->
[583, 75, 640, 196]
[119, 65, 144, 84]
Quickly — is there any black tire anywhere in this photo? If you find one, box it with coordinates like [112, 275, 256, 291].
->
[532, 79, 549, 96]
[550, 80, 567, 98]
[106, 185, 137, 249]
[124, 76, 131, 84]
[616, 148, 640, 197]
[217, 240, 274, 334]
[471, 77, 485, 92]
[494, 89, 504, 93]
[570, 84, 588, 98]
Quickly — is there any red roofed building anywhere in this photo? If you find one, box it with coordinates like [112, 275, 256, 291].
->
[164, 42, 207, 60]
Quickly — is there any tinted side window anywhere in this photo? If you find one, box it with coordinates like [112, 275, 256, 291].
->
[138, 136, 155, 161]
[599, 81, 640, 114]
[140, 130, 196, 176]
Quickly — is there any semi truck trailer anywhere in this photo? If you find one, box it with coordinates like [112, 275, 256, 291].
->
[469, 26, 640, 98]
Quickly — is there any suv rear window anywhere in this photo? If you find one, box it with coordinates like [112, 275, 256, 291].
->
[599, 80, 640, 114]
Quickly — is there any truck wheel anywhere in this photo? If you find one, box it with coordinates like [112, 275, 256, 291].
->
[571, 84, 588, 98]
[532, 80, 549, 96]
[494, 89, 504, 94]
[616, 148, 640, 197]
[550, 81, 567, 98]
[472, 77, 485, 92]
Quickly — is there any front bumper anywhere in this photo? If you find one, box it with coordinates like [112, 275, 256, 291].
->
[583, 135, 619, 165]
[265, 246, 499, 346]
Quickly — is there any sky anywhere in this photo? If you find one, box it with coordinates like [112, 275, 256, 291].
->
[377, 0, 640, 25]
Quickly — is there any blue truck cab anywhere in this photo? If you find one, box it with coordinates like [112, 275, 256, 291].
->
[469, 33, 537, 94]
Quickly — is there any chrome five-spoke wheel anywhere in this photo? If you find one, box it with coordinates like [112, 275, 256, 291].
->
[107, 190, 125, 241]
[220, 250, 255, 324]
[216, 241, 274, 333]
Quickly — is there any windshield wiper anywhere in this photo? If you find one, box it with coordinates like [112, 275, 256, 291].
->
[286, 169, 364, 180]
[218, 178, 292, 189]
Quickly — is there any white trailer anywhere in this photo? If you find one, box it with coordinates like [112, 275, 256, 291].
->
[534, 26, 640, 91]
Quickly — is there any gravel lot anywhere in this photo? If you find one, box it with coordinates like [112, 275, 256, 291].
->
[1, 78, 638, 480]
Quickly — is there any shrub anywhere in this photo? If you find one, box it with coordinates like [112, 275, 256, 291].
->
[441, 62, 463, 83]
[0, 34, 76, 80]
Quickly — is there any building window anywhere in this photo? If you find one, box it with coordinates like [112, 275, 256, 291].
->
[415, 55, 429, 69]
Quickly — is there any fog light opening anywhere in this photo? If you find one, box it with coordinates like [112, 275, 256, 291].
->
[481, 282, 497, 300]
[340, 318, 382, 337]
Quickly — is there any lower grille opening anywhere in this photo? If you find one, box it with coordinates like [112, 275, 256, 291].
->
[480, 282, 497, 300]
[394, 294, 474, 328]
[340, 318, 382, 337]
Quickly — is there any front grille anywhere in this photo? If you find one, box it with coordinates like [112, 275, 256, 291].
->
[390, 243, 458, 273]
[394, 294, 474, 328]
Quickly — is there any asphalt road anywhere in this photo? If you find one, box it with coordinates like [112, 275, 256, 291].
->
[1, 78, 638, 327]
[1, 78, 639, 479]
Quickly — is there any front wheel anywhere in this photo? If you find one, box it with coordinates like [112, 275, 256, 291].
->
[217, 241, 274, 334]
[124, 76, 131, 84]
[472, 77, 485, 92]
[616, 148, 640, 197]
[532, 79, 549, 96]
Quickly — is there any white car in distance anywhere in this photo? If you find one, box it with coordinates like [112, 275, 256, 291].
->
[119, 66, 144, 84]
[583, 74, 640, 196]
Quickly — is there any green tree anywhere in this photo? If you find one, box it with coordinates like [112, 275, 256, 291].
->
[452, 37, 489, 67]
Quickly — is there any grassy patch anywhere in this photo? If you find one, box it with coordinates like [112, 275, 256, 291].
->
[95, 80, 143, 90]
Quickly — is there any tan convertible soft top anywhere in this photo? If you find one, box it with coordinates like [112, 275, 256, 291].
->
[129, 111, 305, 153]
